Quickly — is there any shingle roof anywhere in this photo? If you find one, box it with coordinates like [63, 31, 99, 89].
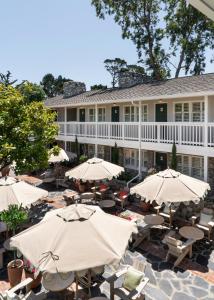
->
[45, 73, 214, 107]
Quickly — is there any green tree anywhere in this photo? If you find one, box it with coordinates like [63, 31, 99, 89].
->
[40, 73, 56, 97]
[164, 0, 214, 77]
[40, 73, 72, 97]
[92, 0, 214, 78]
[92, 1, 169, 80]
[171, 142, 177, 170]
[0, 84, 58, 174]
[17, 81, 46, 103]
[0, 71, 17, 86]
[90, 84, 107, 90]
[104, 58, 127, 87]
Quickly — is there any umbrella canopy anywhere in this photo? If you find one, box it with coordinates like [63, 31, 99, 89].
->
[7, 204, 136, 274]
[0, 177, 48, 211]
[130, 168, 210, 206]
[48, 148, 69, 164]
[65, 157, 124, 181]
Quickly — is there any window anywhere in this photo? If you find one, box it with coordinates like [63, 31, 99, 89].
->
[124, 149, 137, 169]
[98, 145, 105, 159]
[98, 108, 106, 122]
[192, 102, 204, 122]
[88, 144, 95, 158]
[57, 108, 65, 122]
[174, 102, 204, 122]
[89, 109, 95, 122]
[141, 150, 148, 169]
[124, 106, 135, 122]
[136, 105, 148, 122]
[142, 105, 148, 122]
[176, 154, 204, 180]
[66, 141, 75, 153]
[67, 108, 77, 121]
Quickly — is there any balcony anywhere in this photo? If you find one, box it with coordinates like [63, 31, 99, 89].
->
[58, 122, 214, 148]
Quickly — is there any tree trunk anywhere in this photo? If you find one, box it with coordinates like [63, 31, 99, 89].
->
[175, 49, 185, 78]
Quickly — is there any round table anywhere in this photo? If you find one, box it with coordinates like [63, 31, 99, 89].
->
[144, 214, 164, 226]
[179, 226, 204, 240]
[99, 200, 116, 209]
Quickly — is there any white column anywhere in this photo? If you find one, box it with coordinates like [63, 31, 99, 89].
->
[204, 95, 208, 147]
[64, 107, 67, 137]
[204, 156, 208, 182]
[138, 102, 142, 177]
[95, 104, 98, 157]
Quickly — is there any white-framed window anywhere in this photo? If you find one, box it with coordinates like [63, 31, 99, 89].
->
[124, 106, 135, 122]
[136, 105, 148, 122]
[176, 154, 204, 179]
[88, 144, 95, 158]
[98, 145, 105, 159]
[174, 102, 204, 122]
[124, 149, 137, 169]
[98, 108, 106, 122]
[141, 150, 148, 169]
[89, 108, 95, 122]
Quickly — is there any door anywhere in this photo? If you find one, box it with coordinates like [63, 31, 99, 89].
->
[156, 152, 167, 171]
[155, 103, 167, 122]
[111, 106, 120, 122]
[79, 109, 85, 122]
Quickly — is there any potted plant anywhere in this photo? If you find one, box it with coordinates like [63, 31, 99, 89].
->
[0, 204, 28, 287]
[23, 259, 42, 289]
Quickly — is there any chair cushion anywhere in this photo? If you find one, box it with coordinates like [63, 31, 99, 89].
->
[119, 191, 128, 200]
[166, 236, 182, 247]
[122, 267, 143, 292]
[199, 213, 213, 226]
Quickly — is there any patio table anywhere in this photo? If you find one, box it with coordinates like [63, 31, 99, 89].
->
[144, 214, 164, 226]
[99, 200, 116, 209]
[179, 226, 204, 240]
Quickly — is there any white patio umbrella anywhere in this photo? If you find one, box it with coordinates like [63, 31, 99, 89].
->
[130, 168, 210, 206]
[0, 176, 48, 211]
[48, 148, 69, 164]
[7, 204, 136, 275]
[65, 157, 124, 181]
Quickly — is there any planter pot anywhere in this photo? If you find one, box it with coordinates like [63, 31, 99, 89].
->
[141, 201, 151, 212]
[7, 259, 23, 288]
[24, 270, 42, 289]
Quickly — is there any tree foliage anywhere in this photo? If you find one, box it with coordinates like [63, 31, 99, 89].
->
[104, 58, 127, 87]
[92, 0, 214, 78]
[17, 81, 46, 103]
[90, 84, 107, 90]
[40, 73, 72, 97]
[0, 71, 17, 86]
[0, 84, 58, 174]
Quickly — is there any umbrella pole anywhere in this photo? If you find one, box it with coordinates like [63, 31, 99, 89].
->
[169, 205, 172, 227]
[75, 272, 78, 300]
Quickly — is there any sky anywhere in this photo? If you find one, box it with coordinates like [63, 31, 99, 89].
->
[1, 0, 213, 90]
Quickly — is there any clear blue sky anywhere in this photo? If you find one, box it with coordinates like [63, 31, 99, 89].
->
[1, 0, 213, 90]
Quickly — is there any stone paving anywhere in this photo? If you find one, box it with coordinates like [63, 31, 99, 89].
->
[100, 250, 214, 300]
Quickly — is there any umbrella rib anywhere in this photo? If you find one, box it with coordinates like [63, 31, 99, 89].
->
[154, 178, 165, 202]
[177, 177, 204, 200]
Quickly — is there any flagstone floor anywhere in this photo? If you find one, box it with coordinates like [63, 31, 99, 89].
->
[0, 187, 214, 299]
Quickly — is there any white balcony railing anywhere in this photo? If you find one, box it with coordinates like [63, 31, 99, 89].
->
[58, 121, 214, 147]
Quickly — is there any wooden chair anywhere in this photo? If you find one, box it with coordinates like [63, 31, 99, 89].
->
[107, 266, 149, 300]
[114, 189, 129, 210]
[191, 208, 214, 241]
[131, 226, 150, 250]
[164, 231, 194, 267]
[0, 278, 46, 300]
[80, 192, 95, 204]
[154, 205, 176, 227]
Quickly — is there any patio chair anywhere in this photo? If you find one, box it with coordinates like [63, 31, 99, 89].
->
[154, 204, 176, 227]
[0, 278, 46, 300]
[80, 192, 95, 204]
[107, 266, 149, 300]
[131, 226, 150, 250]
[114, 189, 130, 210]
[164, 231, 194, 267]
[95, 184, 109, 200]
[191, 208, 214, 241]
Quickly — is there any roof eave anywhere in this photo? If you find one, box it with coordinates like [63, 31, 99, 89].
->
[45, 90, 214, 108]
